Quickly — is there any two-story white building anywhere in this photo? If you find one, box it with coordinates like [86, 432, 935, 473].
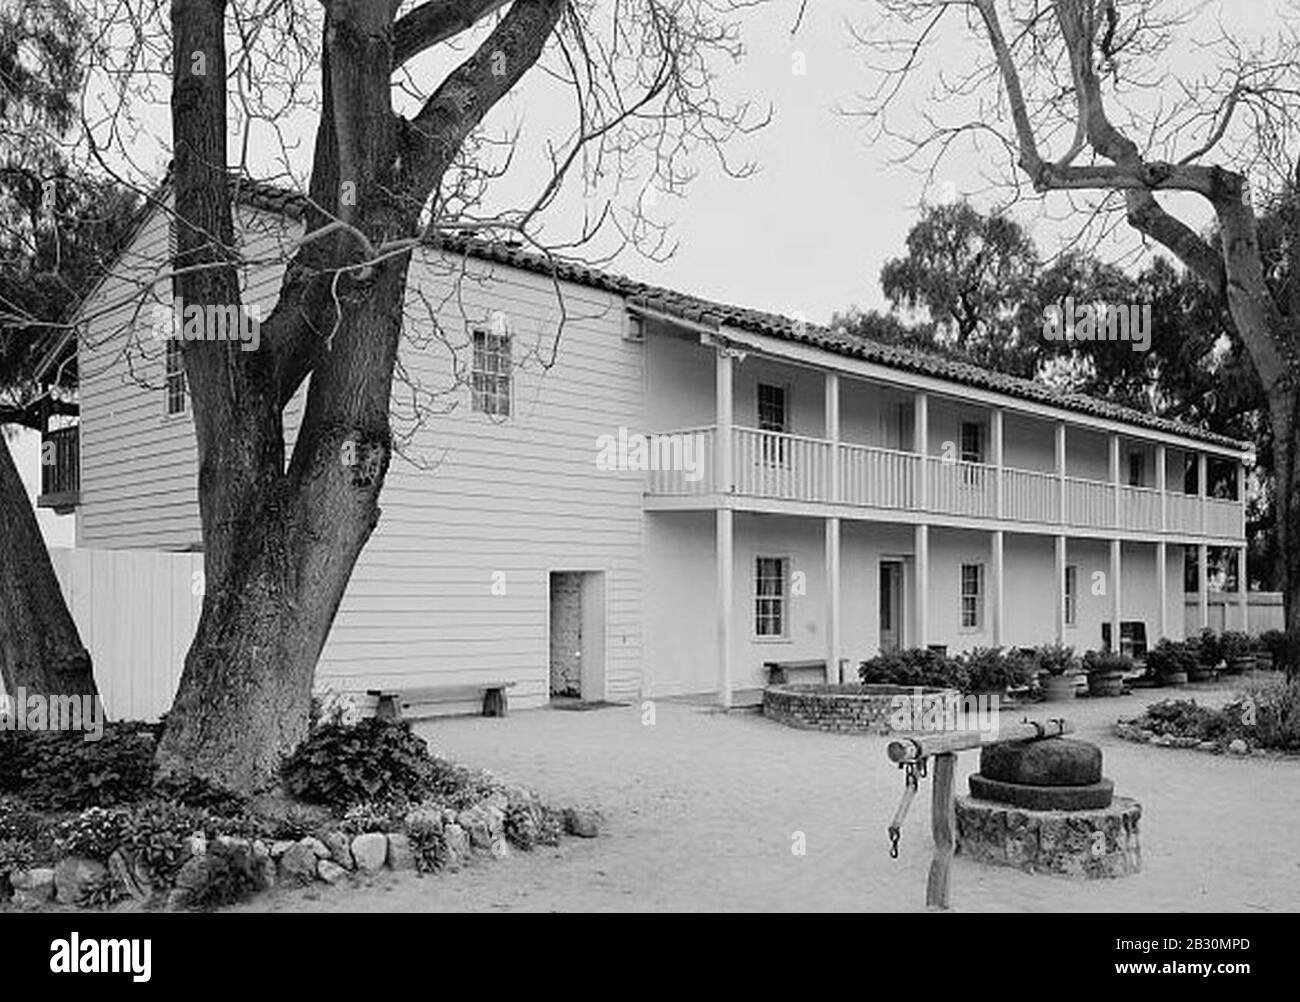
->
[39, 178, 1252, 712]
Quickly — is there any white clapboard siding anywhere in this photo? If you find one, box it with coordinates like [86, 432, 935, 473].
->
[75, 206, 646, 708]
[44, 547, 204, 722]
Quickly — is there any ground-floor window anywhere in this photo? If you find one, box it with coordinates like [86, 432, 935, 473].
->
[755, 556, 787, 638]
[1064, 564, 1078, 627]
[960, 562, 984, 630]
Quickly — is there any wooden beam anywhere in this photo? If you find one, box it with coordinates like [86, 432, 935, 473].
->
[887, 719, 1074, 762]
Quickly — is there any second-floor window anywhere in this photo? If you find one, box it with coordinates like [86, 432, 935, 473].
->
[960, 562, 984, 630]
[1064, 565, 1078, 627]
[165, 339, 187, 416]
[755, 556, 787, 638]
[471, 328, 511, 417]
[757, 383, 788, 466]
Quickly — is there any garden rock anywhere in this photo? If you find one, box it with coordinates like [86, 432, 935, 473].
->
[563, 807, 601, 838]
[1228, 739, 1249, 755]
[490, 836, 510, 860]
[54, 857, 109, 905]
[270, 840, 295, 859]
[351, 832, 388, 872]
[11, 867, 55, 907]
[457, 807, 492, 849]
[170, 855, 214, 909]
[317, 859, 347, 885]
[185, 832, 207, 857]
[386, 833, 415, 871]
[323, 830, 354, 869]
[278, 842, 319, 885]
[301, 836, 330, 859]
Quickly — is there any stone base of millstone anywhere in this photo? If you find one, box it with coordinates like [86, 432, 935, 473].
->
[955, 795, 1142, 879]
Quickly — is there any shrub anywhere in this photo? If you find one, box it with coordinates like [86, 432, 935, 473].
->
[1146, 639, 1199, 678]
[858, 648, 967, 690]
[1, 723, 157, 810]
[1192, 627, 1223, 667]
[1141, 699, 1233, 741]
[1082, 649, 1134, 676]
[425, 759, 502, 811]
[182, 839, 262, 910]
[1259, 629, 1288, 663]
[959, 647, 1031, 693]
[54, 807, 134, 861]
[1219, 631, 1254, 661]
[407, 820, 447, 873]
[116, 801, 210, 889]
[1033, 643, 1079, 677]
[281, 717, 436, 809]
[152, 774, 248, 816]
[1237, 677, 1300, 751]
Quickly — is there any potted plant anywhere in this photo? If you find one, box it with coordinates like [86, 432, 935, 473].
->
[1189, 627, 1221, 682]
[1033, 642, 1081, 702]
[958, 647, 1029, 698]
[1219, 631, 1256, 674]
[1082, 649, 1132, 698]
[1145, 639, 1197, 687]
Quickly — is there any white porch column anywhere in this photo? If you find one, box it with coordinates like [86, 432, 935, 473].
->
[990, 530, 1005, 647]
[825, 372, 840, 504]
[1237, 546, 1249, 632]
[1055, 422, 1067, 523]
[1198, 452, 1208, 535]
[1198, 542, 1210, 630]
[914, 392, 929, 511]
[1109, 433, 1122, 529]
[1110, 539, 1123, 654]
[825, 516, 842, 683]
[715, 508, 733, 709]
[715, 348, 733, 495]
[1054, 535, 1067, 644]
[914, 524, 930, 647]
[992, 408, 1005, 519]
[1156, 541, 1169, 641]
[1156, 444, 1168, 532]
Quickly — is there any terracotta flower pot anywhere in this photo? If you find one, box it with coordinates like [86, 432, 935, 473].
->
[1087, 671, 1124, 698]
[1226, 655, 1256, 675]
[1041, 675, 1077, 702]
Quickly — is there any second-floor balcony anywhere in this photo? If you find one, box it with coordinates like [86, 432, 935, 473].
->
[646, 425, 1245, 540]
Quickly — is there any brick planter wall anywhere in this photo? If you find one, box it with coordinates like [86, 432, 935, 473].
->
[762, 684, 959, 735]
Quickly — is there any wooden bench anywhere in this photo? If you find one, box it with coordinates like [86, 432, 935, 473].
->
[367, 682, 517, 721]
[763, 659, 827, 685]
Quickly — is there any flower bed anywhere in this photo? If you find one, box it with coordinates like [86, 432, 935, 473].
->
[1114, 677, 1300, 758]
[763, 683, 959, 734]
[0, 715, 601, 911]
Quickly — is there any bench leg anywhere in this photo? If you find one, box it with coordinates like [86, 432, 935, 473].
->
[482, 688, 507, 718]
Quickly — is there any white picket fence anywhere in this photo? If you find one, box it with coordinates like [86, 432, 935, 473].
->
[45, 548, 203, 722]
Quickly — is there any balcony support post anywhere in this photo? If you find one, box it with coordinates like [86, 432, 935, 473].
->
[825, 516, 842, 683]
[1198, 542, 1210, 630]
[1156, 444, 1168, 532]
[914, 524, 930, 647]
[914, 392, 929, 511]
[1237, 546, 1249, 632]
[1198, 452, 1208, 536]
[1156, 541, 1169, 642]
[715, 507, 734, 710]
[1055, 422, 1067, 524]
[1110, 539, 1123, 655]
[1109, 434, 1121, 530]
[1054, 535, 1067, 644]
[991, 408, 1004, 519]
[990, 530, 1005, 647]
[825, 373, 840, 504]
[715, 347, 734, 495]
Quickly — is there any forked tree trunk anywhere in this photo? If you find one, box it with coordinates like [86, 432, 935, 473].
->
[0, 430, 98, 700]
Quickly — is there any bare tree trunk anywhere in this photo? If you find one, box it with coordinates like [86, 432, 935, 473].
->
[1268, 386, 1300, 679]
[0, 430, 98, 700]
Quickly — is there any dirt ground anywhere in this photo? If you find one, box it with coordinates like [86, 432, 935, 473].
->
[236, 682, 1300, 912]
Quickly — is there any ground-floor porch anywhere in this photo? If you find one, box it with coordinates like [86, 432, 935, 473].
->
[643, 510, 1249, 705]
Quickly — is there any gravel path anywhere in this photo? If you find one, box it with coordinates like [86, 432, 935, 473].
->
[238, 682, 1300, 912]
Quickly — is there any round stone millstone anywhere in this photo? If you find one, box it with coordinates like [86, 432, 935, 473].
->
[969, 773, 1115, 810]
[979, 737, 1102, 787]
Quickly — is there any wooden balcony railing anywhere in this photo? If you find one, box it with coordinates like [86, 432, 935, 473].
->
[38, 425, 80, 511]
[646, 425, 1246, 540]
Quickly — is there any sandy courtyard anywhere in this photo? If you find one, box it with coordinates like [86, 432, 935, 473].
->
[239, 683, 1300, 912]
